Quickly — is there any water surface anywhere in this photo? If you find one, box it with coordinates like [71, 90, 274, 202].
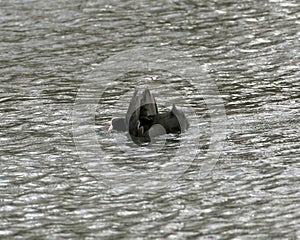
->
[0, 0, 299, 238]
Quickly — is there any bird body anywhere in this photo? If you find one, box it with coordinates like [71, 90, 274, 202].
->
[109, 89, 189, 144]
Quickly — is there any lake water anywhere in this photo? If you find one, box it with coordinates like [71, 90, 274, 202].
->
[0, 0, 299, 239]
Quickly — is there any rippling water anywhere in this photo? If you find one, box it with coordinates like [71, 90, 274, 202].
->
[1, 0, 299, 238]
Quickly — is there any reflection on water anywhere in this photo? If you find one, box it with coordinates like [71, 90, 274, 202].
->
[0, 0, 299, 238]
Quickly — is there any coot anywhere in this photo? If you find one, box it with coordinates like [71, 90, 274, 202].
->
[109, 88, 189, 144]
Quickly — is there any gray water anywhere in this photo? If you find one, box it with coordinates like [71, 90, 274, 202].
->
[1, 0, 299, 239]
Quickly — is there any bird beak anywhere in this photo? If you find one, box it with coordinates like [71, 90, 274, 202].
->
[108, 120, 113, 132]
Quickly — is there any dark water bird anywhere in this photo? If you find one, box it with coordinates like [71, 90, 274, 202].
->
[109, 88, 189, 144]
